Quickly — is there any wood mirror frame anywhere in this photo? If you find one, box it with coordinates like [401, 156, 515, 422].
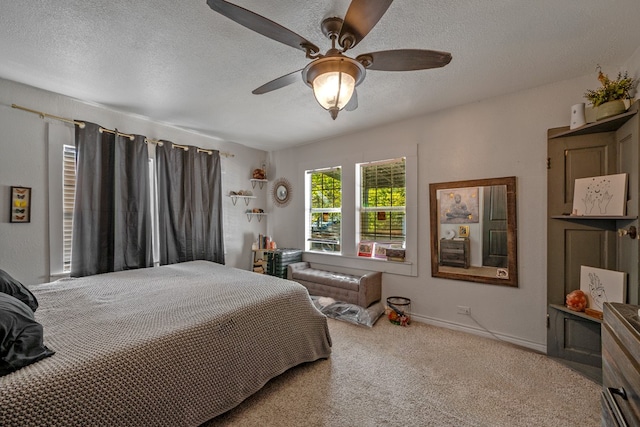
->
[429, 176, 518, 287]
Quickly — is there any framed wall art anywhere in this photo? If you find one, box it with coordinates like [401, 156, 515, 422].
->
[439, 187, 479, 224]
[10, 186, 31, 223]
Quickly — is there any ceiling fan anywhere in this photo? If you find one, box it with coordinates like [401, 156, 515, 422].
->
[206, 0, 452, 120]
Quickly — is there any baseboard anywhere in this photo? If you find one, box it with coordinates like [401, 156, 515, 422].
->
[409, 313, 547, 354]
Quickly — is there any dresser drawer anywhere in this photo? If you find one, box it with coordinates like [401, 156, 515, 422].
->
[602, 303, 640, 426]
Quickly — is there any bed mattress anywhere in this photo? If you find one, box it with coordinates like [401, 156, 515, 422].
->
[0, 261, 331, 426]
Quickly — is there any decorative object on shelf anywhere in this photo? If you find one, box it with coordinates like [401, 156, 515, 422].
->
[565, 289, 587, 312]
[228, 190, 256, 205]
[584, 66, 637, 121]
[579, 266, 626, 312]
[10, 186, 31, 223]
[372, 242, 390, 259]
[252, 167, 266, 180]
[357, 241, 373, 257]
[386, 248, 406, 262]
[458, 225, 469, 238]
[272, 177, 292, 208]
[571, 173, 627, 216]
[570, 103, 586, 129]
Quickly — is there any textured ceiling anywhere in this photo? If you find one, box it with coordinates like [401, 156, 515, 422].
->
[1, 1, 640, 151]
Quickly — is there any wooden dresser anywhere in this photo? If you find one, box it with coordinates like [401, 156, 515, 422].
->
[602, 302, 640, 426]
[439, 238, 470, 268]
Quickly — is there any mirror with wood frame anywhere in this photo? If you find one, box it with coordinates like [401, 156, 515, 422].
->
[429, 176, 518, 287]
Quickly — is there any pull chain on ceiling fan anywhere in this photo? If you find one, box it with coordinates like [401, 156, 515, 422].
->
[206, 0, 452, 120]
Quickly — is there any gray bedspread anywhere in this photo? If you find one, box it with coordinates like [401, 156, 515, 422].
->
[0, 261, 332, 426]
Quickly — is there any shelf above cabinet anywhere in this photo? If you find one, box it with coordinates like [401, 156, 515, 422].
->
[549, 103, 637, 139]
[551, 215, 637, 220]
[228, 195, 256, 206]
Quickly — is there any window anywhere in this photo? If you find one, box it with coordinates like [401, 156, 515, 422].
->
[357, 158, 406, 248]
[306, 167, 342, 253]
[62, 144, 76, 272]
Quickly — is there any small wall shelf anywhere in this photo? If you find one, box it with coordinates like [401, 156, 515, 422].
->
[228, 195, 256, 206]
[551, 215, 637, 220]
[246, 212, 267, 222]
[250, 179, 268, 189]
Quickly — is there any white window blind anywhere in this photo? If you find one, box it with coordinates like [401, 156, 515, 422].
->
[62, 144, 76, 272]
[357, 158, 406, 245]
[306, 166, 342, 253]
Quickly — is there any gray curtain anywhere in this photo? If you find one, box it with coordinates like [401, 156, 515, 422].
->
[71, 121, 153, 277]
[156, 142, 225, 265]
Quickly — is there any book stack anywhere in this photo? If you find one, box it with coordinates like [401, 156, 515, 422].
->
[386, 248, 406, 262]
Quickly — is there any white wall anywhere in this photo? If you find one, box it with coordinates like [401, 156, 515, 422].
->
[268, 53, 640, 352]
[0, 78, 269, 285]
[1, 45, 639, 350]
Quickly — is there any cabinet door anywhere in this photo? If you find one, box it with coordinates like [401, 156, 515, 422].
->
[548, 132, 618, 305]
[547, 131, 617, 371]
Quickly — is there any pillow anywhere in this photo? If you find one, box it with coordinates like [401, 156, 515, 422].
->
[0, 269, 38, 312]
[0, 293, 54, 376]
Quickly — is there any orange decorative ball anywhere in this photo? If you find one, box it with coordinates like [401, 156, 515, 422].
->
[566, 290, 587, 312]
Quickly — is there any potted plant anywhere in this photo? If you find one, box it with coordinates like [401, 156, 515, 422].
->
[584, 66, 637, 121]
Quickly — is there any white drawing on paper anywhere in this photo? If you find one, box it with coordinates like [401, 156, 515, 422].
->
[573, 173, 627, 217]
[580, 266, 626, 313]
[581, 176, 613, 215]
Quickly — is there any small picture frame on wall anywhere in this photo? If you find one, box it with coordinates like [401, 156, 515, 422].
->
[458, 225, 470, 238]
[10, 186, 31, 223]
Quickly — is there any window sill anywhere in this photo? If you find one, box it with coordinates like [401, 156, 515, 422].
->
[303, 251, 416, 277]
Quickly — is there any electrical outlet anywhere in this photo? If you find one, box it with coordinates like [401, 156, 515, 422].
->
[457, 305, 471, 315]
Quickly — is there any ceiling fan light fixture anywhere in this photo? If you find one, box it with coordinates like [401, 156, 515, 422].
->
[303, 56, 365, 119]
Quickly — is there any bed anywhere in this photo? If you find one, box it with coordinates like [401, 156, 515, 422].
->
[0, 261, 332, 426]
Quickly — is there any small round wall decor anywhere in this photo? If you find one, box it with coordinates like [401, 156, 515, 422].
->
[272, 177, 292, 208]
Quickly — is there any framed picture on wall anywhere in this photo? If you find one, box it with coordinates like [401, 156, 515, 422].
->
[10, 186, 31, 223]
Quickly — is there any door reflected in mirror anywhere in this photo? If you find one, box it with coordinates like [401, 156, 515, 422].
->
[429, 176, 518, 287]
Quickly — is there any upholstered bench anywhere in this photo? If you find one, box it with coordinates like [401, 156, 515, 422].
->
[287, 262, 381, 308]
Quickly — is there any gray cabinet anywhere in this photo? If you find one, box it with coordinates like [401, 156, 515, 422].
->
[602, 303, 640, 425]
[547, 104, 639, 383]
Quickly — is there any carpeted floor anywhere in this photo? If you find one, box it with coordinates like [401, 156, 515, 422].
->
[204, 318, 601, 426]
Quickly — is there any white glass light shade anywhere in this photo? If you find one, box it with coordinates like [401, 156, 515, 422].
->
[302, 56, 365, 119]
[312, 71, 356, 110]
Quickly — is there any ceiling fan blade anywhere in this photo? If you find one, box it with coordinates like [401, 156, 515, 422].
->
[344, 90, 358, 111]
[252, 69, 303, 95]
[357, 49, 452, 71]
[207, 0, 319, 54]
[339, 0, 393, 50]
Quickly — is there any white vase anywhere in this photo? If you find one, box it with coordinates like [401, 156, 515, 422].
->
[570, 103, 586, 129]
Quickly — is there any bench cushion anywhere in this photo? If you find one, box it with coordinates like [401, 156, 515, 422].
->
[292, 268, 360, 292]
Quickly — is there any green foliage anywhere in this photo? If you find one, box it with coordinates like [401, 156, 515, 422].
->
[584, 66, 637, 107]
